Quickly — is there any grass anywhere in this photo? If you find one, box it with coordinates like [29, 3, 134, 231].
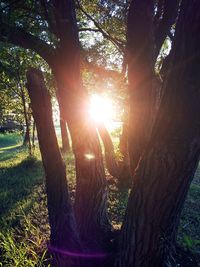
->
[0, 133, 200, 266]
[178, 183, 200, 260]
[0, 133, 50, 266]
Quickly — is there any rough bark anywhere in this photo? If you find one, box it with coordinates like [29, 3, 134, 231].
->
[26, 68, 82, 266]
[127, 0, 155, 172]
[118, 1, 200, 266]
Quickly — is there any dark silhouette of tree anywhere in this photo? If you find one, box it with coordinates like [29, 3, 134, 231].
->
[118, 0, 200, 266]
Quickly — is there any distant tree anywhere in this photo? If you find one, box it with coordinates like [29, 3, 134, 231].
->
[0, 46, 49, 153]
[0, 47, 32, 151]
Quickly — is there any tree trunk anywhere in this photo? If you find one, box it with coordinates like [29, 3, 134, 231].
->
[49, 1, 111, 249]
[26, 68, 82, 266]
[98, 123, 131, 189]
[52, 59, 111, 249]
[56, 91, 70, 153]
[118, 1, 200, 266]
[127, 0, 156, 172]
[60, 110, 70, 153]
[97, 123, 119, 178]
[119, 118, 128, 160]
[32, 120, 36, 152]
[20, 84, 32, 154]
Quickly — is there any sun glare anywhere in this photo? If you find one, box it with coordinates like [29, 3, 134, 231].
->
[85, 153, 95, 160]
[89, 94, 114, 124]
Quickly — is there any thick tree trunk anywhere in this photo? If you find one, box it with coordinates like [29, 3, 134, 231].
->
[118, 1, 200, 266]
[53, 60, 111, 249]
[26, 68, 82, 266]
[49, 0, 111, 250]
[127, 0, 155, 172]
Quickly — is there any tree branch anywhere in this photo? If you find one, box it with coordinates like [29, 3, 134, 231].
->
[154, 0, 180, 59]
[76, 0, 125, 52]
[39, 0, 59, 38]
[0, 22, 55, 65]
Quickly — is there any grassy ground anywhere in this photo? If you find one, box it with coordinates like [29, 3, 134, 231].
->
[0, 133, 49, 266]
[0, 133, 200, 266]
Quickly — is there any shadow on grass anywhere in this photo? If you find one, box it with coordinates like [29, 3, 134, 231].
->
[0, 133, 23, 149]
[0, 154, 44, 222]
[0, 144, 25, 162]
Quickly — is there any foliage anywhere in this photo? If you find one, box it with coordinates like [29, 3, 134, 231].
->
[0, 44, 54, 126]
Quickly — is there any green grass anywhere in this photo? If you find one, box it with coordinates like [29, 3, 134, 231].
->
[0, 133, 22, 148]
[0, 133, 200, 266]
[0, 133, 50, 266]
[178, 183, 200, 261]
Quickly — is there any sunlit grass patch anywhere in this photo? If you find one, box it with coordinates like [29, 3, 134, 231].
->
[0, 205, 50, 267]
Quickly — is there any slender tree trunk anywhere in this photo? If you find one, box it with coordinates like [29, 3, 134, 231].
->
[60, 113, 70, 153]
[57, 92, 70, 153]
[20, 84, 32, 154]
[118, 1, 200, 266]
[32, 120, 36, 152]
[127, 0, 155, 172]
[26, 68, 82, 266]
[23, 129, 30, 147]
[119, 118, 128, 159]
[119, 114, 132, 189]
[97, 123, 119, 178]
[98, 123, 131, 189]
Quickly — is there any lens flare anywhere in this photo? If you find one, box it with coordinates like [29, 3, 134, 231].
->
[48, 245, 108, 258]
[85, 153, 95, 160]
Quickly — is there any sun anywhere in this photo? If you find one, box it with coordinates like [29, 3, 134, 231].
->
[89, 94, 114, 124]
